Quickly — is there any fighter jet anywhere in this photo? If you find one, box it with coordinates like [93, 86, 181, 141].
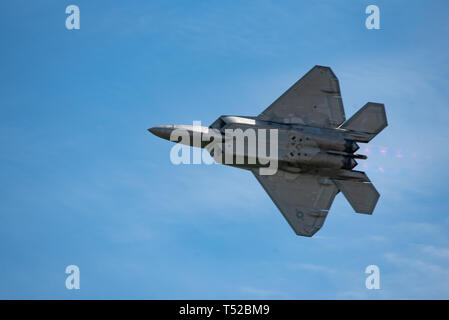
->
[149, 66, 387, 237]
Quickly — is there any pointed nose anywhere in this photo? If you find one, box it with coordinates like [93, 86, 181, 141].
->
[148, 125, 174, 140]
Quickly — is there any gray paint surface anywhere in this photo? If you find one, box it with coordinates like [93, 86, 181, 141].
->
[149, 66, 388, 237]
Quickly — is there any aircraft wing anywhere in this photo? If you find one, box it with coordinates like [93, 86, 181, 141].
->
[252, 169, 339, 236]
[257, 65, 346, 128]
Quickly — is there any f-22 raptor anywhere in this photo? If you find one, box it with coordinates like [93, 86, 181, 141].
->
[149, 66, 387, 237]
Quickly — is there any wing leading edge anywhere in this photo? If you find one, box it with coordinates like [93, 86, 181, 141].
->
[256, 65, 346, 128]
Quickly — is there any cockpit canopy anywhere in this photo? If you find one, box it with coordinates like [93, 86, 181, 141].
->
[209, 115, 257, 131]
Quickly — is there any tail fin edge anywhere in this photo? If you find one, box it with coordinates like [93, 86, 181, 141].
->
[333, 176, 380, 214]
[340, 102, 387, 142]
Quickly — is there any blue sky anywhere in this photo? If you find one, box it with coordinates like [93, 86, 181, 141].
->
[1, 0, 449, 299]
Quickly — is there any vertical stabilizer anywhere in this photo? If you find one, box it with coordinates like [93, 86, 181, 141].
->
[339, 102, 387, 142]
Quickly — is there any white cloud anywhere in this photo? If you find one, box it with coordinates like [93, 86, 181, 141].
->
[421, 245, 449, 259]
[287, 263, 336, 275]
[382, 251, 449, 298]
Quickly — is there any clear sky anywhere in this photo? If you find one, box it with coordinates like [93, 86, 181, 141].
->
[1, 0, 449, 299]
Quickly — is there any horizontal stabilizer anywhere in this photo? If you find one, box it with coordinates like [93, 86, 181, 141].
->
[333, 176, 379, 214]
[339, 102, 387, 142]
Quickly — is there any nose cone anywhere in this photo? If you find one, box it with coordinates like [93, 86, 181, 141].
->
[148, 125, 174, 141]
